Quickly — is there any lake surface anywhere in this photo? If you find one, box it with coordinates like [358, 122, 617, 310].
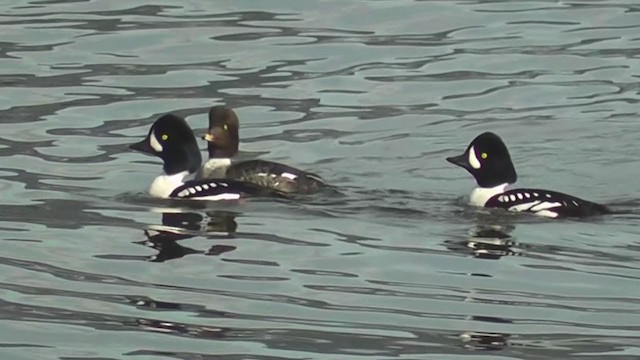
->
[2, 0, 640, 359]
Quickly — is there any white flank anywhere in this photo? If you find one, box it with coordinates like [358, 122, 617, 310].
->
[535, 210, 559, 218]
[149, 132, 163, 152]
[149, 207, 186, 214]
[148, 171, 189, 198]
[469, 183, 509, 206]
[199, 193, 241, 201]
[468, 146, 481, 169]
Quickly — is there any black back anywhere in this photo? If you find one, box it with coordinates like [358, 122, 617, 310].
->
[485, 188, 611, 218]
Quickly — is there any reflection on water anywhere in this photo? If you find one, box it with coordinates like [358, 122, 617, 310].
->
[461, 330, 511, 351]
[2, 0, 640, 359]
[142, 210, 239, 262]
[446, 222, 522, 260]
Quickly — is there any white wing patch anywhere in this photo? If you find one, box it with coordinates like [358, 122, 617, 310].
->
[468, 146, 481, 169]
[175, 182, 226, 199]
[493, 190, 566, 217]
[507, 199, 562, 217]
[530, 202, 561, 212]
[281, 172, 298, 180]
[508, 201, 541, 212]
[489, 189, 590, 218]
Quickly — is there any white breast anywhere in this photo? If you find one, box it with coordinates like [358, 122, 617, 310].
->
[148, 171, 190, 198]
[198, 158, 232, 179]
[469, 183, 509, 206]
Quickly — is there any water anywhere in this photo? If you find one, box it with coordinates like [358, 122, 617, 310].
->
[2, 0, 640, 358]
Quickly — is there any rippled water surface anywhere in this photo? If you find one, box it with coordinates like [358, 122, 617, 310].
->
[2, 0, 640, 359]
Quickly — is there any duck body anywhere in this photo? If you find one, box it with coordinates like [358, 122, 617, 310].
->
[447, 132, 610, 218]
[129, 114, 286, 200]
[197, 158, 326, 194]
[199, 106, 327, 194]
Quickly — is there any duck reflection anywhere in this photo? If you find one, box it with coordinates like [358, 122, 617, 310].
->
[135, 317, 231, 339]
[139, 209, 238, 262]
[460, 330, 511, 350]
[467, 226, 519, 259]
[460, 315, 513, 350]
[445, 222, 523, 259]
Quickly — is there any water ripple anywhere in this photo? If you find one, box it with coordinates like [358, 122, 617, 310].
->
[1, 0, 640, 358]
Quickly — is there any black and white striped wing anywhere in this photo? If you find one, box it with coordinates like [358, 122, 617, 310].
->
[169, 179, 286, 200]
[486, 188, 610, 218]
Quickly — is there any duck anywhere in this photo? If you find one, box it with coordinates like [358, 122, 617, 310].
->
[129, 113, 286, 200]
[196, 106, 327, 194]
[446, 132, 611, 218]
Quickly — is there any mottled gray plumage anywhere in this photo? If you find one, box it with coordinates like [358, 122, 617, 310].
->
[200, 106, 328, 194]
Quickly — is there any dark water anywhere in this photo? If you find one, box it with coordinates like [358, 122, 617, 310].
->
[2, 0, 640, 359]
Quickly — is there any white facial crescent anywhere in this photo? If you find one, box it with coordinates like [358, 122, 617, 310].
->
[150, 132, 164, 152]
[468, 145, 481, 169]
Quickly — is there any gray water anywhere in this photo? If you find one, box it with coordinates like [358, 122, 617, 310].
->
[2, 0, 640, 359]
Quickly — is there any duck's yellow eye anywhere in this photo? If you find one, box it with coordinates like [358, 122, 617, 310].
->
[481, 152, 488, 159]
[161, 134, 168, 141]
[223, 124, 228, 131]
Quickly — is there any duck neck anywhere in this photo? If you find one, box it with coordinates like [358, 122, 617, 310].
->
[207, 141, 238, 159]
[162, 144, 202, 176]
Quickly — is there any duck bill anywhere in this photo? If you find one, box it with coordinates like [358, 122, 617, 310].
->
[129, 138, 154, 155]
[202, 132, 215, 142]
[446, 153, 471, 170]
[203, 126, 224, 143]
